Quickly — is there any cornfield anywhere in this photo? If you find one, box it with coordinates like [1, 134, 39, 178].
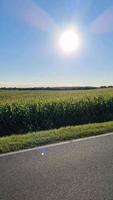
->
[1, 88, 113, 136]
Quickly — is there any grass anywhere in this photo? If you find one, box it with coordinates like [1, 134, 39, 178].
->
[0, 120, 113, 154]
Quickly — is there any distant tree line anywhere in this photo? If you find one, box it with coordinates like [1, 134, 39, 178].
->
[0, 86, 113, 91]
[100, 86, 113, 88]
[0, 86, 98, 90]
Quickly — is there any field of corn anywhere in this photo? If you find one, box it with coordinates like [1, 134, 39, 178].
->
[1, 88, 113, 136]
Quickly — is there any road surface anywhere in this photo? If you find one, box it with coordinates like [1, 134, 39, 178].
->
[0, 133, 113, 200]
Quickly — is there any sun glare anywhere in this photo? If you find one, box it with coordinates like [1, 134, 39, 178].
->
[59, 30, 80, 53]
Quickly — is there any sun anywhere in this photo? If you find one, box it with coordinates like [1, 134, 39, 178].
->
[59, 30, 80, 53]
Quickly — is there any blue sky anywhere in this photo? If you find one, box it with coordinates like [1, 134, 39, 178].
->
[1, 0, 113, 87]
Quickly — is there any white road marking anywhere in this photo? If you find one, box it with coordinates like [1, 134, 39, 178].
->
[0, 132, 113, 158]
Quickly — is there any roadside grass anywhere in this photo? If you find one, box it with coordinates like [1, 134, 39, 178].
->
[0, 121, 113, 154]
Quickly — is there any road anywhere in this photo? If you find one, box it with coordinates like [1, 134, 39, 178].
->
[0, 133, 113, 200]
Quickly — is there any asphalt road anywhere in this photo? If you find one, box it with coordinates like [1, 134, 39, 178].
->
[0, 133, 113, 200]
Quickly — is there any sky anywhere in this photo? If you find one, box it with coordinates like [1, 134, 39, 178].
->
[1, 0, 113, 87]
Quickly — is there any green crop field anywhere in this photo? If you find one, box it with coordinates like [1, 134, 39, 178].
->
[1, 88, 113, 136]
[1, 88, 113, 104]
